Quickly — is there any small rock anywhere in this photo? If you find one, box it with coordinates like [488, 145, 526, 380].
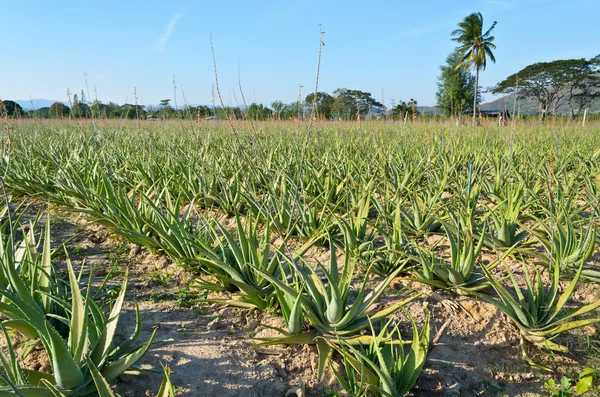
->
[444, 383, 461, 397]
[129, 245, 141, 257]
[207, 318, 220, 330]
[218, 307, 231, 317]
[260, 365, 278, 378]
[247, 319, 258, 331]
[286, 387, 304, 397]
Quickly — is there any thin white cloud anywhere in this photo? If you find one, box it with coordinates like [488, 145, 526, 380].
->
[157, 12, 184, 51]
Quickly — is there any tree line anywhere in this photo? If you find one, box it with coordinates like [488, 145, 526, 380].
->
[0, 100, 147, 120]
[1, 88, 416, 121]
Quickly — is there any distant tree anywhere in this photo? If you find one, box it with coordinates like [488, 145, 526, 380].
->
[452, 12, 497, 125]
[436, 49, 478, 117]
[214, 106, 242, 119]
[492, 57, 600, 120]
[72, 103, 91, 118]
[179, 105, 212, 119]
[105, 102, 121, 118]
[305, 92, 334, 119]
[145, 105, 159, 118]
[247, 103, 272, 120]
[331, 89, 354, 119]
[331, 89, 384, 119]
[91, 100, 105, 118]
[181, 105, 194, 119]
[565, 56, 600, 119]
[0, 100, 24, 118]
[278, 103, 301, 120]
[121, 104, 146, 119]
[158, 99, 175, 119]
[49, 102, 70, 118]
[271, 101, 284, 120]
[247, 103, 259, 120]
[199, 105, 213, 118]
[71, 93, 89, 118]
[567, 82, 600, 119]
[33, 107, 50, 118]
[391, 99, 419, 120]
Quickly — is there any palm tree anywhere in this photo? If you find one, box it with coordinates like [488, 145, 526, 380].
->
[452, 12, 497, 125]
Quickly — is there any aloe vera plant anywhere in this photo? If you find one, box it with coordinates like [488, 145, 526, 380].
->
[485, 182, 534, 252]
[141, 196, 216, 268]
[56, 173, 162, 253]
[294, 194, 340, 245]
[0, 215, 55, 321]
[0, 215, 155, 395]
[544, 220, 596, 267]
[254, 235, 417, 350]
[10, 361, 177, 397]
[253, 234, 418, 381]
[196, 213, 286, 310]
[400, 190, 443, 237]
[326, 311, 430, 397]
[210, 173, 246, 215]
[362, 203, 414, 277]
[530, 209, 598, 281]
[486, 210, 532, 252]
[0, 260, 155, 395]
[410, 216, 486, 294]
[303, 163, 348, 206]
[245, 179, 298, 237]
[480, 259, 600, 369]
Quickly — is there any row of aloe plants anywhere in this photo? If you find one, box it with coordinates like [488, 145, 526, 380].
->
[3, 138, 599, 282]
[0, 122, 599, 394]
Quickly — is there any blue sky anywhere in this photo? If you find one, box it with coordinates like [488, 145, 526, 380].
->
[1, 0, 598, 107]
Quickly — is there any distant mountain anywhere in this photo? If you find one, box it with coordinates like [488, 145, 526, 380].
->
[15, 99, 67, 110]
[417, 105, 440, 115]
[419, 93, 600, 116]
[480, 94, 600, 116]
[479, 94, 540, 115]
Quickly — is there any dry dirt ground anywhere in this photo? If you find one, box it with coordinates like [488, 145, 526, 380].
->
[17, 206, 600, 397]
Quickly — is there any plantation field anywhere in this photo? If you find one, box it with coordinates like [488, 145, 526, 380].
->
[0, 119, 600, 396]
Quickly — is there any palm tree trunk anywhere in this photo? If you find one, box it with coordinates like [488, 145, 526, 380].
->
[472, 67, 479, 126]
